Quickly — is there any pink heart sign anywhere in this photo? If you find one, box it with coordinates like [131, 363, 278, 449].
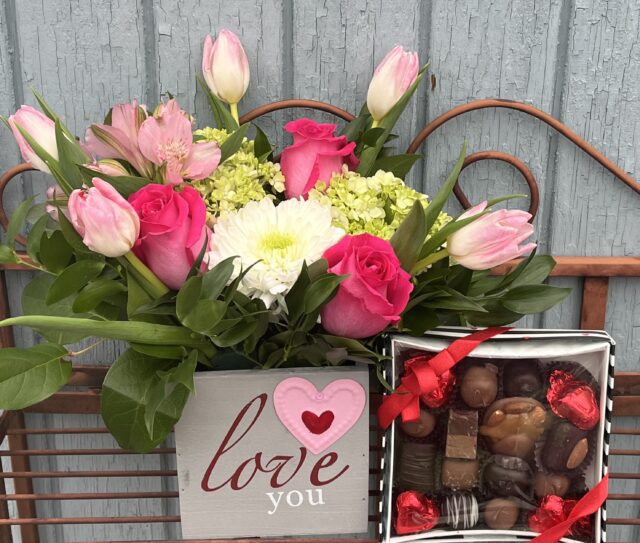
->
[273, 377, 366, 455]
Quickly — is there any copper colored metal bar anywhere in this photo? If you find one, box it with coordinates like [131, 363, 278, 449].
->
[6, 427, 110, 436]
[608, 518, 640, 526]
[610, 428, 640, 435]
[580, 277, 609, 330]
[0, 491, 179, 501]
[0, 448, 175, 457]
[455, 151, 539, 219]
[8, 412, 39, 543]
[23, 391, 101, 414]
[612, 397, 640, 417]
[0, 470, 178, 479]
[406, 98, 640, 195]
[608, 494, 640, 500]
[609, 473, 640, 480]
[0, 162, 33, 247]
[240, 99, 355, 124]
[0, 272, 15, 350]
[491, 256, 640, 277]
[609, 449, 640, 456]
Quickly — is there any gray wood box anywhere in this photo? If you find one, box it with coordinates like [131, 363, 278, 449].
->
[175, 367, 370, 539]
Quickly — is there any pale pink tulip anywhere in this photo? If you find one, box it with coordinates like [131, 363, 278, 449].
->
[8, 105, 58, 173]
[86, 159, 130, 177]
[202, 30, 250, 104]
[68, 178, 140, 257]
[138, 99, 221, 185]
[85, 101, 154, 178]
[447, 201, 537, 270]
[366, 46, 419, 122]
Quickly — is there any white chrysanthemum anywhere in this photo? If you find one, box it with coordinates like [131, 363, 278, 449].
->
[207, 197, 345, 308]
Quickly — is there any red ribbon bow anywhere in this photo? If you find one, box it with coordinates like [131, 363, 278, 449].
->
[377, 327, 510, 429]
[530, 474, 609, 543]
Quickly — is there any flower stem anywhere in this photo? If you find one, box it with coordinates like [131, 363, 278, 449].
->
[371, 119, 380, 129]
[123, 251, 170, 298]
[230, 103, 239, 125]
[411, 248, 449, 275]
[15, 254, 56, 276]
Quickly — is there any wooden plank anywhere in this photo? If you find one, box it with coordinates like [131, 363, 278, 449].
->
[580, 277, 609, 329]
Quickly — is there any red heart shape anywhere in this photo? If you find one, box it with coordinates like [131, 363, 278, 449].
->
[301, 410, 334, 435]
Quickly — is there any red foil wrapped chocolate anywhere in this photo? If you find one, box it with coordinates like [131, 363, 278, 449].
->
[529, 495, 592, 538]
[404, 356, 456, 409]
[547, 370, 599, 430]
[395, 491, 440, 535]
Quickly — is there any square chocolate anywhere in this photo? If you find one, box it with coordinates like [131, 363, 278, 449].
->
[445, 409, 478, 459]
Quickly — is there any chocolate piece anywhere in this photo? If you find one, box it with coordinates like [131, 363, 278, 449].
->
[484, 497, 519, 530]
[460, 364, 498, 408]
[396, 442, 436, 493]
[401, 408, 437, 439]
[484, 455, 532, 497]
[443, 492, 479, 530]
[479, 397, 547, 458]
[533, 472, 571, 497]
[542, 421, 589, 472]
[441, 458, 479, 490]
[504, 359, 542, 397]
[446, 409, 478, 459]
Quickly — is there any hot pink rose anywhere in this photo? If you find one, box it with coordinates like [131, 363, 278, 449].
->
[128, 183, 210, 290]
[320, 233, 413, 339]
[280, 118, 359, 198]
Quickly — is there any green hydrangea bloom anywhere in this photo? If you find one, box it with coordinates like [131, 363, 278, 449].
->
[192, 127, 285, 217]
[308, 168, 451, 239]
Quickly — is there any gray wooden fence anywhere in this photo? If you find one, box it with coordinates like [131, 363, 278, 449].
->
[0, 0, 639, 541]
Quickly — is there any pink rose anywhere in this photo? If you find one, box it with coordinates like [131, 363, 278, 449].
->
[128, 184, 209, 290]
[320, 233, 413, 339]
[280, 118, 359, 198]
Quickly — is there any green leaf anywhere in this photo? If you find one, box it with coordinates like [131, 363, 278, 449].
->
[499, 255, 557, 291]
[254, 125, 273, 162]
[22, 274, 94, 343]
[401, 306, 441, 334]
[303, 274, 345, 314]
[361, 127, 386, 146]
[390, 200, 427, 272]
[211, 319, 259, 348]
[340, 103, 371, 142]
[7, 196, 36, 245]
[197, 75, 239, 130]
[465, 304, 522, 327]
[502, 284, 571, 314]
[57, 212, 93, 254]
[0, 343, 71, 410]
[126, 271, 153, 318]
[46, 260, 105, 305]
[219, 123, 250, 163]
[423, 142, 467, 233]
[176, 276, 202, 321]
[101, 349, 189, 452]
[201, 256, 235, 300]
[130, 343, 187, 359]
[181, 299, 227, 334]
[0, 245, 17, 264]
[72, 279, 127, 312]
[79, 166, 151, 198]
[0, 315, 208, 346]
[26, 213, 50, 262]
[372, 153, 422, 179]
[285, 261, 310, 324]
[38, 230, 74, 272]
[55, 119, 86, 188]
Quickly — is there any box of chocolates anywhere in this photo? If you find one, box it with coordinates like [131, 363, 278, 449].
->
[379, 328, 614, 543]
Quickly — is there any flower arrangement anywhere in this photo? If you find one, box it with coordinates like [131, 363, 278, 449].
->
[0, 30, 569, 452]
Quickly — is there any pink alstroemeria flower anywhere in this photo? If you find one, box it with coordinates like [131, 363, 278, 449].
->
[138, 99, 221, 185]
[85, 100, 154, 178]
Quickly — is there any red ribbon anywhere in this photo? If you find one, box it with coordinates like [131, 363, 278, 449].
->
[530, 474, 609, 543]
[377, 327, 510, 429]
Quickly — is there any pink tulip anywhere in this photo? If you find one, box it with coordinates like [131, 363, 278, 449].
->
[68, 178, 140, 257]
[86, 159, 130, 177]
[366, 46, 419, 122]
[202, 30, 250, 104]
[138, 99, 221, 185]
[85, 100, 154, 178]
[8, 105, 58, 173]
[447, 201, 537, 270]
